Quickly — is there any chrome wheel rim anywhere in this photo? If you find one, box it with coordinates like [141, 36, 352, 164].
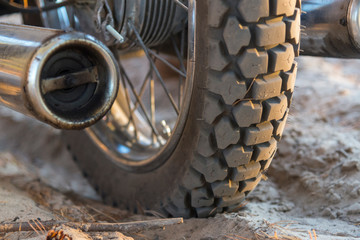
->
[86, 0, 195, 172]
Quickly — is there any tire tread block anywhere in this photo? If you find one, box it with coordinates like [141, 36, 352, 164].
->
[255, 21, 286, 47]
[223, 145, 253, 168]
[273, 109, 289, 137]
[232, 162, 261, 182]
[209, 40, 230, 71]
[238, 49, 268, 79]
[260, 155, 275, 171]
[208, 0, 229, 28]
[244, 122, 274, 146]
[281, 62, 298, 92]
[223, 17, 251, 55]
[196, 206, 221, 218]
[182, 168, 205, 190]
[215, 117, 240, 149]
[197, 131, 216, 157]
[237, 0, 270, 23]
[191, 187, 214, 208]
[193, 156, 228, 183]
[211, 180, 239, 197]
[252, 138, 277, 162]
[233, 100, 263, 127]
[208, 72, 247, 105]
[271, 0, 297, 16]
[285, 8, 301, 44]
[218, 192, 246, 208]
[239, 173, 262, 193]
[262, 94, 288, 122]
[203, 93, 223, 124]
[269, 43, 295, 72]
[251, 75, 282, 100]
[164, 203, 192, 218]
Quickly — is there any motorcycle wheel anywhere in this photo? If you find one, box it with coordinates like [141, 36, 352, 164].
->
[64, 0, 301, 218]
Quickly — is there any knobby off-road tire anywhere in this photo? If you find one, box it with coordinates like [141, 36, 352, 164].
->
[64, 0, 300, 218]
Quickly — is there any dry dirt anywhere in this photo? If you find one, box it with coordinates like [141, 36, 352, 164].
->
[0, 14, 360, 240]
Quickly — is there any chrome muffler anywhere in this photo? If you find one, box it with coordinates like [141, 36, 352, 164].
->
[0, 23, 119, 129]
[302, 0, 360, 58]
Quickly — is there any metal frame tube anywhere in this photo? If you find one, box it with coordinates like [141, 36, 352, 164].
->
[302, 0, 360, 58]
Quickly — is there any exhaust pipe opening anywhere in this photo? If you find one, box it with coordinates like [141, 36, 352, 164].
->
[0, 24, 119, 129]
[38, 45, 115, 126]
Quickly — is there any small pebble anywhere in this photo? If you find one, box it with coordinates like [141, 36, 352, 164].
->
[346, 203, 360, 215]
[350, 187, 360, 198]
[322, 208, 337, 219]
[338, 89, 350, 96]
[341, 160, 360, 172]
[327, 192, 341, 204]
[275, 202, 295, 212]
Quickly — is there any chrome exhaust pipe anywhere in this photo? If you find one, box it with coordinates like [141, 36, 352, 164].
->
[0, 23, 119, 129]
[302, 0, 360, 58]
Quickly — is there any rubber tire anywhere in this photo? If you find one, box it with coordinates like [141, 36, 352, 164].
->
[64, 0, 301, 218]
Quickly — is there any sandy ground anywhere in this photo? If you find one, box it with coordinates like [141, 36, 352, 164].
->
[1, 14, 360, 240]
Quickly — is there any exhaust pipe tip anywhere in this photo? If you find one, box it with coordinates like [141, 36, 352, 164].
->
[349, 0, 360, 49]
[26, 33, 119, 130]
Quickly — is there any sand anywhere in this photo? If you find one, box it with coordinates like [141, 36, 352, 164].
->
[0, 13, 359, 240]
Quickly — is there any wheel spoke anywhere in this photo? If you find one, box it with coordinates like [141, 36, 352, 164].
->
[129, 21, 180, 115]
[171, 35, 187, 73]
[150, 69, 156, 143]
[125, 56, 158, 127]
[148, 49, 186, 78]
[171, 33, 187, 108]
[126, 69, 151, 126]
[119, 67, 139, 141]
[174, 0, 188, 11]
[118, 62, 162, 140]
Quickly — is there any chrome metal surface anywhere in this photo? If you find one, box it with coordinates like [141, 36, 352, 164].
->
[349, 0, 360, 48]
[106, 25, 125, 43]
[35, 0, 187, 48]
[36, 0, 73, 30]
[112, 0, 188, 48]
[174, 0, 188, 11]
[302, 0, 360, 58]
[85, 0, 194, 172]
[0, 23, 119, 129]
